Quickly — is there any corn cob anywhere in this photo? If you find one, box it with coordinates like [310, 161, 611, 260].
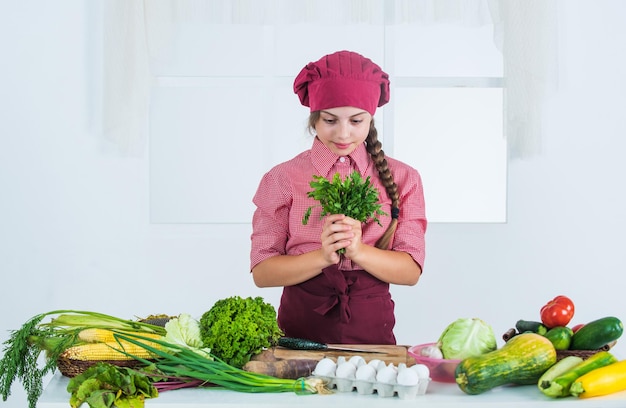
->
[62, 340, 159, 361]
[78, 328, 162, 343]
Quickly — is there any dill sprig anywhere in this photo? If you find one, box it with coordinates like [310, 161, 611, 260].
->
[0, 313, 64, 408]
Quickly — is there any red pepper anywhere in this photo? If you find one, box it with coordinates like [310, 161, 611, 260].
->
[571, 323, 585, 333]
[540, 295, 575, 328]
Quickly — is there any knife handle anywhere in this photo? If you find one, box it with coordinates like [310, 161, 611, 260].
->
[277, 337, 328, 351]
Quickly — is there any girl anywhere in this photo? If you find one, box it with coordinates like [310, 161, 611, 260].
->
[250, 50, 426, 344]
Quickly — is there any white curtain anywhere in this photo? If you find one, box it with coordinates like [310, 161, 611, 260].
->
[102, 0, 558, 159]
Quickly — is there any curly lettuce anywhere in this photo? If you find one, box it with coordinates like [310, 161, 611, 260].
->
[199, 296, 283, 368]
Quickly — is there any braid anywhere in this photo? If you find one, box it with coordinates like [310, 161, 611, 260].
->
[365, 120, 400, 250]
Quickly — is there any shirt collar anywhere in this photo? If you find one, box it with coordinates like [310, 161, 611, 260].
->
[311, 137, 370, 177]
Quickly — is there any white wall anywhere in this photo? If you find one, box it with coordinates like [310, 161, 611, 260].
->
[1, 1, 625, 407]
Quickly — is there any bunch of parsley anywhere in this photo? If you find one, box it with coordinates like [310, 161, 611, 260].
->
[302, 171, 387, 233]
[199, 296, 283, 368]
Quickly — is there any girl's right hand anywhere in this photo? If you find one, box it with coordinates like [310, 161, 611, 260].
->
[320, 213, 354, 264]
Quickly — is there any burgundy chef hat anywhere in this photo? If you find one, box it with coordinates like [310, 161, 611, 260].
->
[293, 50, 390, 116]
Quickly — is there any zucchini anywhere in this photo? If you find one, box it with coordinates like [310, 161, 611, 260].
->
[455, 333, 556, 395]
[570, 359, 626, 398]
[537, 356, 583, 394]
[569, 316, 623, 350]
[539, 351, 618, 398]
[515, 320, 548, 335]
[544, 326, 573, 350]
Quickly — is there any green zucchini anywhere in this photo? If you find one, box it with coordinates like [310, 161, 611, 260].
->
[569, 316, 623, 350]
[515, 320, 548, 335]
[537, 356, 583, 393]
[544, 326, 573, 350]
[455, 333, 556, 395]
[539, 351, 618, 398]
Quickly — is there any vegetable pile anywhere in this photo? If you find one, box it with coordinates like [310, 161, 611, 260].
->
[450, 294, 626, 399]
[302, 171, 387, 253]
[0, 298, 327, 408]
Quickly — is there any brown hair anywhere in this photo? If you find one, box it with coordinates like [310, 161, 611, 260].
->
[308, 112, 400, 250]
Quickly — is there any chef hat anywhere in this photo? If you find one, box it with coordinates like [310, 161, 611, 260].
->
[293, 50, 390, 116]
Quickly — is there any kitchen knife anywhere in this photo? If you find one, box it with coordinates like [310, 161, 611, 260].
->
[277, 337, 383, 353]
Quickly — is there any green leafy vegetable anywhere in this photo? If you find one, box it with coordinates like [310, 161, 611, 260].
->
[199, 296, 283, 368]
[302, 170, 387, 227]
[0, 310, 165, 408]
[437, 317, 497, 360]
[67, 362, 158, 408]
[163, 314, 212, 358]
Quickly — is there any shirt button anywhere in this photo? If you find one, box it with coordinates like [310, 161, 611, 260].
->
[339, 157, 346, 163]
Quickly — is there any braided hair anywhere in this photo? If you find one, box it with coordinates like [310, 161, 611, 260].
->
[308, 113, 400, 250]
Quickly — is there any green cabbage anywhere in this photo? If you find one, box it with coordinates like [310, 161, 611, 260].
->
[437, 317, 497, 360]
[164, 313, 212, 357]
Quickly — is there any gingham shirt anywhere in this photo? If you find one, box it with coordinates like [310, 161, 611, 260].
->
[250, 137, 426, 272]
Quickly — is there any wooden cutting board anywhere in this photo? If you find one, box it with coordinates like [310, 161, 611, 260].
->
[252, 344, 415, 367]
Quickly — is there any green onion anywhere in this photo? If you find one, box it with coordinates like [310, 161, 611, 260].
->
[112, 332, 329, 395]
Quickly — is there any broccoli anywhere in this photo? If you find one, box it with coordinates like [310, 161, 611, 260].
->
[199, 296, 283, 368]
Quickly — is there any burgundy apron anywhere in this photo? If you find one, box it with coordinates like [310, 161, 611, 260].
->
[277, 264, 396, 344]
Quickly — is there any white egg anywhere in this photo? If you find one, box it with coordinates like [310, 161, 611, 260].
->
[355, 363, 377, 381]
[336, 356, 347, 365]
[410, 363, 430, 379]
[313, 357, 337, 376]
[397, 366, 419, 386]
[335, 361, 357, 379]
[348, 355, 366, 367]
[367, 359, 386, 371]
[375, 364, 397, 384]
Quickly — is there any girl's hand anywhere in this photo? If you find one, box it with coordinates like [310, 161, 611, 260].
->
[339, 216, 363, 260]
[320, 214, 354, 264]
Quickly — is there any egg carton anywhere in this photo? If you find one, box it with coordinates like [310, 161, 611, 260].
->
[312, 372, 430, 399]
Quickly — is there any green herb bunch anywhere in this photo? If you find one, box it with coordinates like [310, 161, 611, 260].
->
[302, 171, 387, 229]
[199, 296, 283, 368]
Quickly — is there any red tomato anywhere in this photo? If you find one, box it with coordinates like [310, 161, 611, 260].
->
[540, 295, 575, 328]
[571, 323, 585, 333]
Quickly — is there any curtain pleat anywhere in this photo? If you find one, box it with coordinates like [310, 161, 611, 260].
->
[102, 0, 558, 159]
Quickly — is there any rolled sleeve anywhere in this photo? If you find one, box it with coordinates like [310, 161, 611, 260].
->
[250, 170, 291, 270]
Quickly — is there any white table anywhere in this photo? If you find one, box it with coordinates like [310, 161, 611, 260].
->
[38, 371, 626, 408]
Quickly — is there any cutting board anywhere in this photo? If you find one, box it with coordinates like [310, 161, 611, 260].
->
[252, 344, 415, 367]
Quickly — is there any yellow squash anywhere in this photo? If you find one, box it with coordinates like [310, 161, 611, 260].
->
[570, 359, 626, 398]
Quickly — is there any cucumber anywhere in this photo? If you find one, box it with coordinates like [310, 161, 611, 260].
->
[277, 337, 328, 350]
[570, 316, 623, 350]
[544, 326, 573, 350]
[515, 320, 548, 335]
[539, 351, 618, 398]
[538, 355, 583, 393]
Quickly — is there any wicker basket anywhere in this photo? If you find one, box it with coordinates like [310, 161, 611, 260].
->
[502, 328, 615, 361]
[56, 354, 152, 378]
